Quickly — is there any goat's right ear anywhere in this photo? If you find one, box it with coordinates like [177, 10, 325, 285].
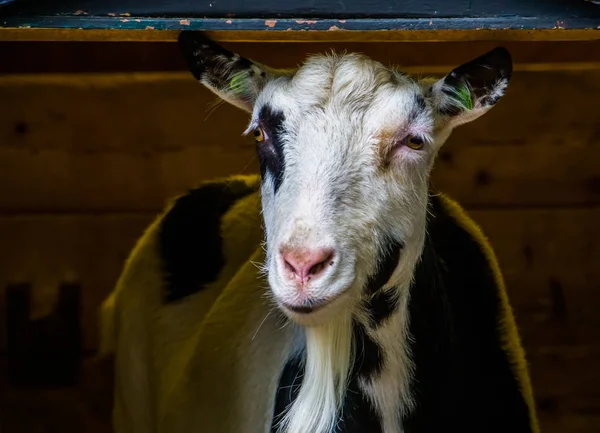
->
[425, 46, 513, 129]
[178, 31, 275, 112]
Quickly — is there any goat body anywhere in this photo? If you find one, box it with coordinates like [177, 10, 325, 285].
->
[100, 175, 538, 433]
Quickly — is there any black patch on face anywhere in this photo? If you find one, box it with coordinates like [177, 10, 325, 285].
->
[364, 289, 399, 328]
[365, 239, 403, 295]
[178, 31, 253, 88]
[159, 179, 257, 303]
[256, 104, 286, 193]
[414, 94, 427, 113]
[402, 194, 533, 432]
[408, 94, 428, 124]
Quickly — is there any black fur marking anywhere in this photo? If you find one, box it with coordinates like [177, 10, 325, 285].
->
[365, 239, 403, 295]
[408, 94, 428, 124]
[414, 94, 427, 113]
[364, 289, 399, 328]
[336, 382, 383, 433]
[257, 104, 286, 193]
[159, 180, 257, 303]
[352, 320, 385, 380]
[402, 194, 532, 432]
[271, 327, 384, 433]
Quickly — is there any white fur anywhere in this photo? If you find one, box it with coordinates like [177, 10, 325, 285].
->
[278, 313, 353, 433]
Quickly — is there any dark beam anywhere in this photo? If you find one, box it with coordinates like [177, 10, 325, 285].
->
[0, 0, 598, 41]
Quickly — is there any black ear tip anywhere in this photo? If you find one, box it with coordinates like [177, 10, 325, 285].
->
[490, 46, 512, 62]
[177, 31, 214, 49]
[487, 46, 513, 75]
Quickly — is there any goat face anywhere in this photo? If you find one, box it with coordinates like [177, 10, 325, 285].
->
[179, 33, 512, 326]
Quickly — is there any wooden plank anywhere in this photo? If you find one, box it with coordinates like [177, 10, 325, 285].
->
[0, 356, 113, 433]
[528, 345, 600, 416]
[1, 40, 600, 74]
[471, 208, 600, 348]
[0, 208, 598, 352]
[0, 68, 599, 212]
[1, 28, 600, 43]
[527, 344, 600, 433]
[0, 214, 153, 352]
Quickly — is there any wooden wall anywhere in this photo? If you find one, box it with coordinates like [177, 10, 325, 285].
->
[0, 41, 599, 433]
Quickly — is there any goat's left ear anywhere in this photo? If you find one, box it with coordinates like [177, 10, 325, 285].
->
[425, 46, 512, 128]
[178, 31, 280, 113]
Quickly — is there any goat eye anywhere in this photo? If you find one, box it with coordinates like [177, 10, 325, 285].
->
[405, 136, 424, 150]
[254, 127, 266, 143]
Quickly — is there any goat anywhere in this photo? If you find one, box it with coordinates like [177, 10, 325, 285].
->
[99, 32, 540, 433]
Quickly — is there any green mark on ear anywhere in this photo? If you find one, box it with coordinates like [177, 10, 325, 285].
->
[229, 71, 248, 95]
[455, 83, 473, 110]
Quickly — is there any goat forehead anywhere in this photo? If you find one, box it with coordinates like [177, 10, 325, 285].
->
[261, 54, 420, 121]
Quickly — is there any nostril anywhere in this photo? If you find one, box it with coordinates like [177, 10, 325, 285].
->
[307, 251, 334, 277]
[284, 258, 297, 275]
[307, 261, 324, 276]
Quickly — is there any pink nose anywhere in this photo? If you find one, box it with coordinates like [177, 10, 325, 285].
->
[281, 247, 335, 285]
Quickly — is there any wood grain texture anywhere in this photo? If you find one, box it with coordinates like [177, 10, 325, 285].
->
[527, 344, 600, 429]
[1, 28, 600, 43]
[471, 208, 600, 348]
[0, 356, 114, 433]
[0, 68, 598, 212]
[0, 214, 153, 352]
[1, 40, 600, 74]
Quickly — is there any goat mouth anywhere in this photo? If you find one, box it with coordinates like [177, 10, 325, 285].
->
[280, 290, 346, 315]
[283, 303, 321, 314]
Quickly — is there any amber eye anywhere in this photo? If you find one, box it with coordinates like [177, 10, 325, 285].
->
[253, 127, 265, 142]
[405, 136, 424, 150]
